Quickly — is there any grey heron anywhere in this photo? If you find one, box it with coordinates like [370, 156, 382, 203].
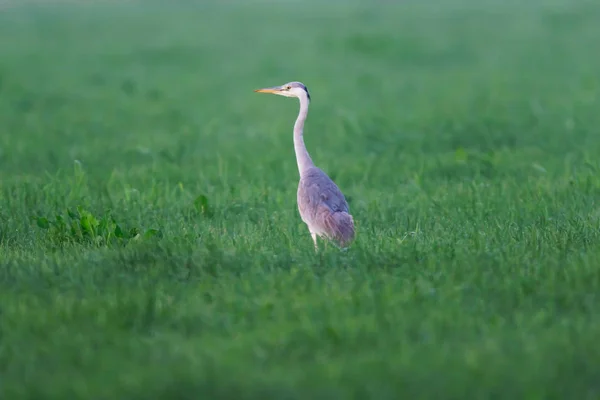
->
[254, 81, 355, 250]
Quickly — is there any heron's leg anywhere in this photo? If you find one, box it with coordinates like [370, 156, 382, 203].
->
[311, 232, 318, 252]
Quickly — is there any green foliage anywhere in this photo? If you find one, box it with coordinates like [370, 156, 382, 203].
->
[1, 1, 600, 399]
[33, 206, 160, 247]
[194, 194, 213, 217]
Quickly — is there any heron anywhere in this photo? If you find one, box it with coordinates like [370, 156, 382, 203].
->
[254, 81, 355, 251]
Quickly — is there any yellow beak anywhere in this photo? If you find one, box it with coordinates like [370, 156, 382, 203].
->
[254, 86, 283, 94]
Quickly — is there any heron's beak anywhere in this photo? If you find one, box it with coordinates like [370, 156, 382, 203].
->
[254, 86, 283, 94]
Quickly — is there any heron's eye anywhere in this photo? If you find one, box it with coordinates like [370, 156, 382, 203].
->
[286, 85, 292, 90]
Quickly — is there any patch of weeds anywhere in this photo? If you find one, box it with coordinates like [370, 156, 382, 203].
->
[33, 206, 162, 248]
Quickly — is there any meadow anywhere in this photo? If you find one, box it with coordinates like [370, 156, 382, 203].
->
[1, 0, 600, 398]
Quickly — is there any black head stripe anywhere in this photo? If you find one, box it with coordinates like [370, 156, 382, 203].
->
[302, 85, 311, 101]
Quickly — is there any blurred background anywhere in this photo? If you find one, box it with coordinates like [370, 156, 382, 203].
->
[1, 0, 598, 182]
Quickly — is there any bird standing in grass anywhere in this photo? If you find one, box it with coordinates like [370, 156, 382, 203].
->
[254, 81, 355, 251]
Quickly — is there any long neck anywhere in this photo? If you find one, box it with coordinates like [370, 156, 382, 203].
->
[293, 93, 314, 176]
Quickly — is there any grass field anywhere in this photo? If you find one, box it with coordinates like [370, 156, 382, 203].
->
[1, 0, 600, 398]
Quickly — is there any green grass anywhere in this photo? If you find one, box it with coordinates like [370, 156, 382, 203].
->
[1, 0, 600, 398]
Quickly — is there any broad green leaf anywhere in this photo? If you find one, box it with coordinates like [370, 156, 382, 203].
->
[194, 195, 211, 216]
[36, 217, 50, 229]
[114, 225, 125, 238]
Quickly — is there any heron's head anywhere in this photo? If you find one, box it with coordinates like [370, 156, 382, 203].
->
[254, 81, 311, 101]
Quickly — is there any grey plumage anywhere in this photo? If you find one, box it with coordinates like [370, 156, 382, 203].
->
[254, 81, 355, 250]
[298, 166, 355, 248]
